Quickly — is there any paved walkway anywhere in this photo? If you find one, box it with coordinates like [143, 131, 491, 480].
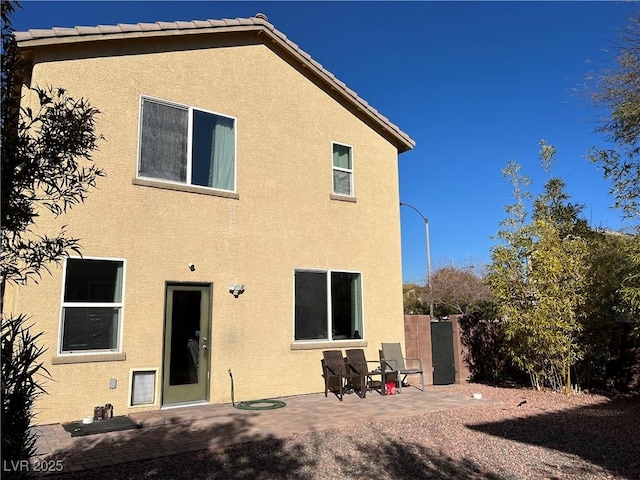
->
[32, 386, 492, 474]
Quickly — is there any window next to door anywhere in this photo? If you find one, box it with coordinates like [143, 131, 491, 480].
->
[294, 269, 363, 343]
[58, 257, 125, 355]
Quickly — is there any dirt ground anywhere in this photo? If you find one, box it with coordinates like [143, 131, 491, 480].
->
[44, 383, 640, 479]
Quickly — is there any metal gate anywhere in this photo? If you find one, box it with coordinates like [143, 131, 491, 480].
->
[431, 321, 455, 385]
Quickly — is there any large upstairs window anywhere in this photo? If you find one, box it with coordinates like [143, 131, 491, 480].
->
[138, 97, 236, 192]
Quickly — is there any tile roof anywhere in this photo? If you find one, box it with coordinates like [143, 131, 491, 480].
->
[15, 14, 414, 152]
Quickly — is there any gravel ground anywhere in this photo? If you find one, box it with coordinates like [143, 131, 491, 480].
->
[48, 383, 640, 480]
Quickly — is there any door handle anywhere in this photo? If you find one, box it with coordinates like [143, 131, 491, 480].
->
[203, 345, 208, 350]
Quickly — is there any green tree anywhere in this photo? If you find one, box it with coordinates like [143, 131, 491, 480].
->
[1, 1, 103, 472]
[488, 143, 589, 392]
[402, 283, 430, 315]
[589, 13, 640, 335]
[618, 235, 640, 334]
[579, 229, 635, 388]
[589, 14, 640, 220]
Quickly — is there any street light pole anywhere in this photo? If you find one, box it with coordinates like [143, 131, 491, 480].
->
[400, 202, 434, 318]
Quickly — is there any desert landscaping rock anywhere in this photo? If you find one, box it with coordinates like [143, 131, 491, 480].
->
[45, 384, 640, 479]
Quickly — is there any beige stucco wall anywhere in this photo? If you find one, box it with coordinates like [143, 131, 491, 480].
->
[10, 33, 407, 424]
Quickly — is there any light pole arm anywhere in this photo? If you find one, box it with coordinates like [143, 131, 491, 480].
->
[400, 202, 434, 318]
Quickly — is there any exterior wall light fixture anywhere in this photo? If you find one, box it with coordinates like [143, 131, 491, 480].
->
[229, 284, 245, 297]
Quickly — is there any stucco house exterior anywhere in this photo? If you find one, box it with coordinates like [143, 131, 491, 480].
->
[10, 14, 415, 424]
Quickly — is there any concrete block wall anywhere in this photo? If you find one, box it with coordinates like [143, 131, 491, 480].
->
[403, 314, 470, 386]
[403, 315, 433, 385]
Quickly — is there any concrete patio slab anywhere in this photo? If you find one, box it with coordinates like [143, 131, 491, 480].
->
[30, 386, 492, 474]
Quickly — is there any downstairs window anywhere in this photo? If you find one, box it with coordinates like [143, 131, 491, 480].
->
[60, 258, 124, 353]
[294, 270, 363, 341]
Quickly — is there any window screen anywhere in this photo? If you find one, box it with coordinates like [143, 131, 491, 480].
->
[139, 99, 188, 183]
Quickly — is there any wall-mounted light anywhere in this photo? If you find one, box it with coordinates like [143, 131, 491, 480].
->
[188, 263, 196, 272]
[229, 284, 245, 298]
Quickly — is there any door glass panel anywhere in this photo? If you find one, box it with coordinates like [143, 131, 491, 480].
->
[169, 290, 202, 385]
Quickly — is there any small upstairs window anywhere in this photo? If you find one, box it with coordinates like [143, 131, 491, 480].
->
[138, 97, 236, 192]
[332, 143, 353, 196]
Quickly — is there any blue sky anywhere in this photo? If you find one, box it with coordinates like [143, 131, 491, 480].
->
[11, 1, 637, 282]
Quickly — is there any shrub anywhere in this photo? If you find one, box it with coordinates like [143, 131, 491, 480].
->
[1, 314, 50, 479]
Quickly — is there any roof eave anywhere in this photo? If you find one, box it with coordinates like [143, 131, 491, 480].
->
[16, 19, 415, 153]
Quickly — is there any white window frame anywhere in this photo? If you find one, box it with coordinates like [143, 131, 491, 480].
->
[137, 95, 238, 193]
[58, 256, 126, 355]
[331, 142, 354, 197]
[292, 268, 365, 343]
